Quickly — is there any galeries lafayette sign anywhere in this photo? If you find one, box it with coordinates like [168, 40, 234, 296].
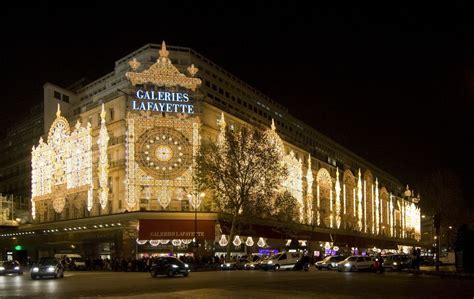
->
[138, 219, 215, 240]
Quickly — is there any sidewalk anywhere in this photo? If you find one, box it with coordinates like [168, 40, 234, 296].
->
[404, 266, 474, 279]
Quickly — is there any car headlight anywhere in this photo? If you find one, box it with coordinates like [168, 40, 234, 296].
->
[0, 267, 5, 271]
[268, 260, 273, 264]
[220, 264, 223, 267]
[331, 263, 336, 267]
[32, 267, 39, 272]
[344, 263, 351, 267]
[225, 263, 231, 267]
[393, 262, 397, 266]
[184, 263, 189, 268]
[47, 266, 55, 272]
[171, 264, 178, 268]
[14, 266, 20, 270]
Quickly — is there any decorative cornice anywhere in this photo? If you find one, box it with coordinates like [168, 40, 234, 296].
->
[125, 41, 202, 91]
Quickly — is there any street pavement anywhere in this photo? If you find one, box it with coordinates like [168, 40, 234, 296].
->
[0, 268, 473, 298]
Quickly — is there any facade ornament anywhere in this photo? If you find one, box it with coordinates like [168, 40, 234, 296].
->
[125, 41, 201, 91]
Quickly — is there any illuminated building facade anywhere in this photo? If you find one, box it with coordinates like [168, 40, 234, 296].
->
[1, 42, 420, 259]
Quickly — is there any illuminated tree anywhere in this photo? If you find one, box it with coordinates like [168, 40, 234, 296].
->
[196, 116, 287, 261]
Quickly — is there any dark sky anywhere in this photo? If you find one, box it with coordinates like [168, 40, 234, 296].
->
[1, 1, 473, 204]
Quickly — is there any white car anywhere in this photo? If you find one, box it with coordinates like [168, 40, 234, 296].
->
[337, 256, 373, 272]
[261, 252, 302, 270]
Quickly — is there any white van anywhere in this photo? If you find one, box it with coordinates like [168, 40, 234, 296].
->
[261, 252, 302, 270]
[54, 254, 86, 270]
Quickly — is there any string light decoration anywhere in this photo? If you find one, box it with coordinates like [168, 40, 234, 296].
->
[282, 151, 304, 222]
[98, 104, 110, 210]
[181, 239, 192, 245]
[357, 169, 363, 231]
[218, 235, 228, 247]
[257, 237, 266, 248]
[31, 105, 93, 217]
[364, 180, 367, 233]
[126, 41, 202, 91]
[317, 168, 332, 227]
[335, 168, 341, 229]
[306, 155, 314, 224]
[375, 178, 380, 234]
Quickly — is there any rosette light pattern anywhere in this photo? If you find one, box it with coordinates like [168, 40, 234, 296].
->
[98, 104, 110, 209]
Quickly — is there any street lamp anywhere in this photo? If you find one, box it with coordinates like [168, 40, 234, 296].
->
[187, 191, 205, 250]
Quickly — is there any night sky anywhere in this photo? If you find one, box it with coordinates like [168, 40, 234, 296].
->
[1, 2, 473, 207]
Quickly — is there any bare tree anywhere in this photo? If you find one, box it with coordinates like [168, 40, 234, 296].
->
[196, 123, 287, 261]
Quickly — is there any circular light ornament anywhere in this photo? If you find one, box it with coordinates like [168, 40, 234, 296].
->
[257, 237, 266, 248]
[136, 127, 192, 179]
[181, 239, 192, 245]
[333, 246, 339, 252]
[155, 145, 173, 162]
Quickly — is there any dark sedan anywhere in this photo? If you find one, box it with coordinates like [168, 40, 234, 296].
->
[0, 261, 23, 275]
[150, 257, 190, 277]
[31, 257, 65, 279]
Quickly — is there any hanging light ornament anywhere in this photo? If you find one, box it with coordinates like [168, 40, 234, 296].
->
[172, 239, 182, 246]
[324, 242, 332, 250]
[149, 240, 160, 246]
[181, 239, 192, 245]
[218, 235, 228, 247]
[333, 246, 339, 252]
[136, 239, 148, 245]
[233, 235, 242, 246]
[160, 239, 170, 245]
[257, 237, 266, 248]
[245, 236, 254, 247]
[98, 104, 110, 210]
[286, 239, 292, 246]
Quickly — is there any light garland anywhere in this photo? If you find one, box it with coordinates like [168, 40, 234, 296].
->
[357, 169, 363, 231]
[98, 104, 110, 210]
[335, 168, 341, 228]
[375, 178, 380, 234]
[306, 155, 313, 224]
[282, 151, 304, 222]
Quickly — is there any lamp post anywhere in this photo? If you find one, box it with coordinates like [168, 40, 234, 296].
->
[187, 191, 205, 252]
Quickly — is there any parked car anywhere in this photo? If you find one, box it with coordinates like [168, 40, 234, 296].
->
[315, 256, 346, 270]
[337, 256, 373, 272]
[54, 254, 86, 270]
[31, 257, 65, 279]
[382, 255, 412, 271]
[220, 258, 250, 270]
[261, 252, 303, 271]
[0, 261, 23, 275]
[150, 257, 190, 277]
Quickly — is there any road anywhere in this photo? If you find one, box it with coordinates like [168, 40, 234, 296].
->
[0, 268, 473, 298]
